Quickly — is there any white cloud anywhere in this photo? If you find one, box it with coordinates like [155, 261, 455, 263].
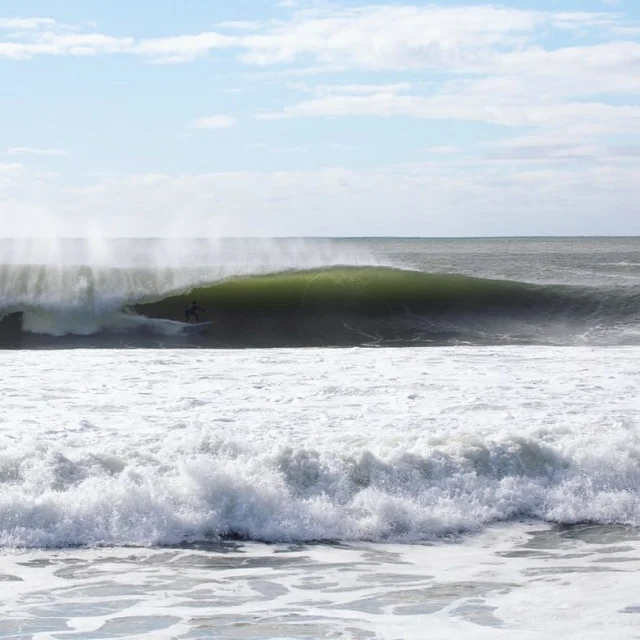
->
[236, 5, 543, 69]
[2, 163, 639, 236]
[259, 32, 640, 156]
[136, 32, 234, 63]
[6, 147, 69, 156]
[261, 90, 640, 130]
[485, 42, 640, 96]
[235, 7, 616, 70]
[0, 6, 625, 69]
[0, 31, 133, 59]
[0, 17, 57, 30]
[190, 114, 238, 129]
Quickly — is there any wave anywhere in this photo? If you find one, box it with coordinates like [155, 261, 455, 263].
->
[2, 265, 640, 347]
[1, 429, 639, 548]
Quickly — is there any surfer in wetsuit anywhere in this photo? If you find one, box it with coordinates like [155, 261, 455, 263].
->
[185, 301, 205, 323]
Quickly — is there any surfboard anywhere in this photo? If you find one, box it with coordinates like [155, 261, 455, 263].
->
[183, 320, 214, 331]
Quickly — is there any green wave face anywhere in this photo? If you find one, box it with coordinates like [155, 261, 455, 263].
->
[135, 267, 554, 318]
[127, 266, 640, 348]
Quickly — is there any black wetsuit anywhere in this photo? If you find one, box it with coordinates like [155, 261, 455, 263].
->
[185, 302, 205, 323]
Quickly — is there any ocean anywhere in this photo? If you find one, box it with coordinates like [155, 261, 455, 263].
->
[1, 237, 640, 639]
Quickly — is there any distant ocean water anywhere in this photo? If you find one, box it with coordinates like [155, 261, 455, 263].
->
[1, 237, 640, 639]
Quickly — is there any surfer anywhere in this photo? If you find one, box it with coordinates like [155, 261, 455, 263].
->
[184, 301, 205, 323]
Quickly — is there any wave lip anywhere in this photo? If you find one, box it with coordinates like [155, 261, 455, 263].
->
[1, 433, 639, 549]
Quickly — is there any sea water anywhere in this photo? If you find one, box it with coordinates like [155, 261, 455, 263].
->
[1, 238, 640, 639]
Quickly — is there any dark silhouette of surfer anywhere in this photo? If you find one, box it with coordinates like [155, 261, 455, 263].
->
[185, 301, 205, 323]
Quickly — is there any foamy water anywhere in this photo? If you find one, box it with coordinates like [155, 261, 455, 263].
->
[1, 347, 639, 547]
[3, 525, 640, 639]
[1, 346, 640, 637]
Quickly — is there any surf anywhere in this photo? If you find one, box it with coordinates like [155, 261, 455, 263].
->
[1, 264, 640, 347]
[2, 382, 640, 548]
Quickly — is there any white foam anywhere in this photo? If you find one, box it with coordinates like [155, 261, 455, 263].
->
[3, 524, 640, 640]
[19, 308, 192, 337]
[1, 346, 639, 548]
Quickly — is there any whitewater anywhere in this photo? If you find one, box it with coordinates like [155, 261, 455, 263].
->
[2, 237, 640, 639]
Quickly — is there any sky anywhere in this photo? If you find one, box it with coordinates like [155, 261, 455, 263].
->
[0, 0, 639, 237]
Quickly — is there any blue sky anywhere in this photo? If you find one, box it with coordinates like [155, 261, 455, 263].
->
[0, 0, 639, 236]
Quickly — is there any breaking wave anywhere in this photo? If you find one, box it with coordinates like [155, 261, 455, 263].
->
[1, 263, 640, 347]
[1, 428, 640, 548]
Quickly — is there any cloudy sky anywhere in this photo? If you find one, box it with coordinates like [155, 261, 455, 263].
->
[1, 0, 639, 237]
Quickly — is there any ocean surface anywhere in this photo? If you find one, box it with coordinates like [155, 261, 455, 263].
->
[1, 237, 640, 639]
